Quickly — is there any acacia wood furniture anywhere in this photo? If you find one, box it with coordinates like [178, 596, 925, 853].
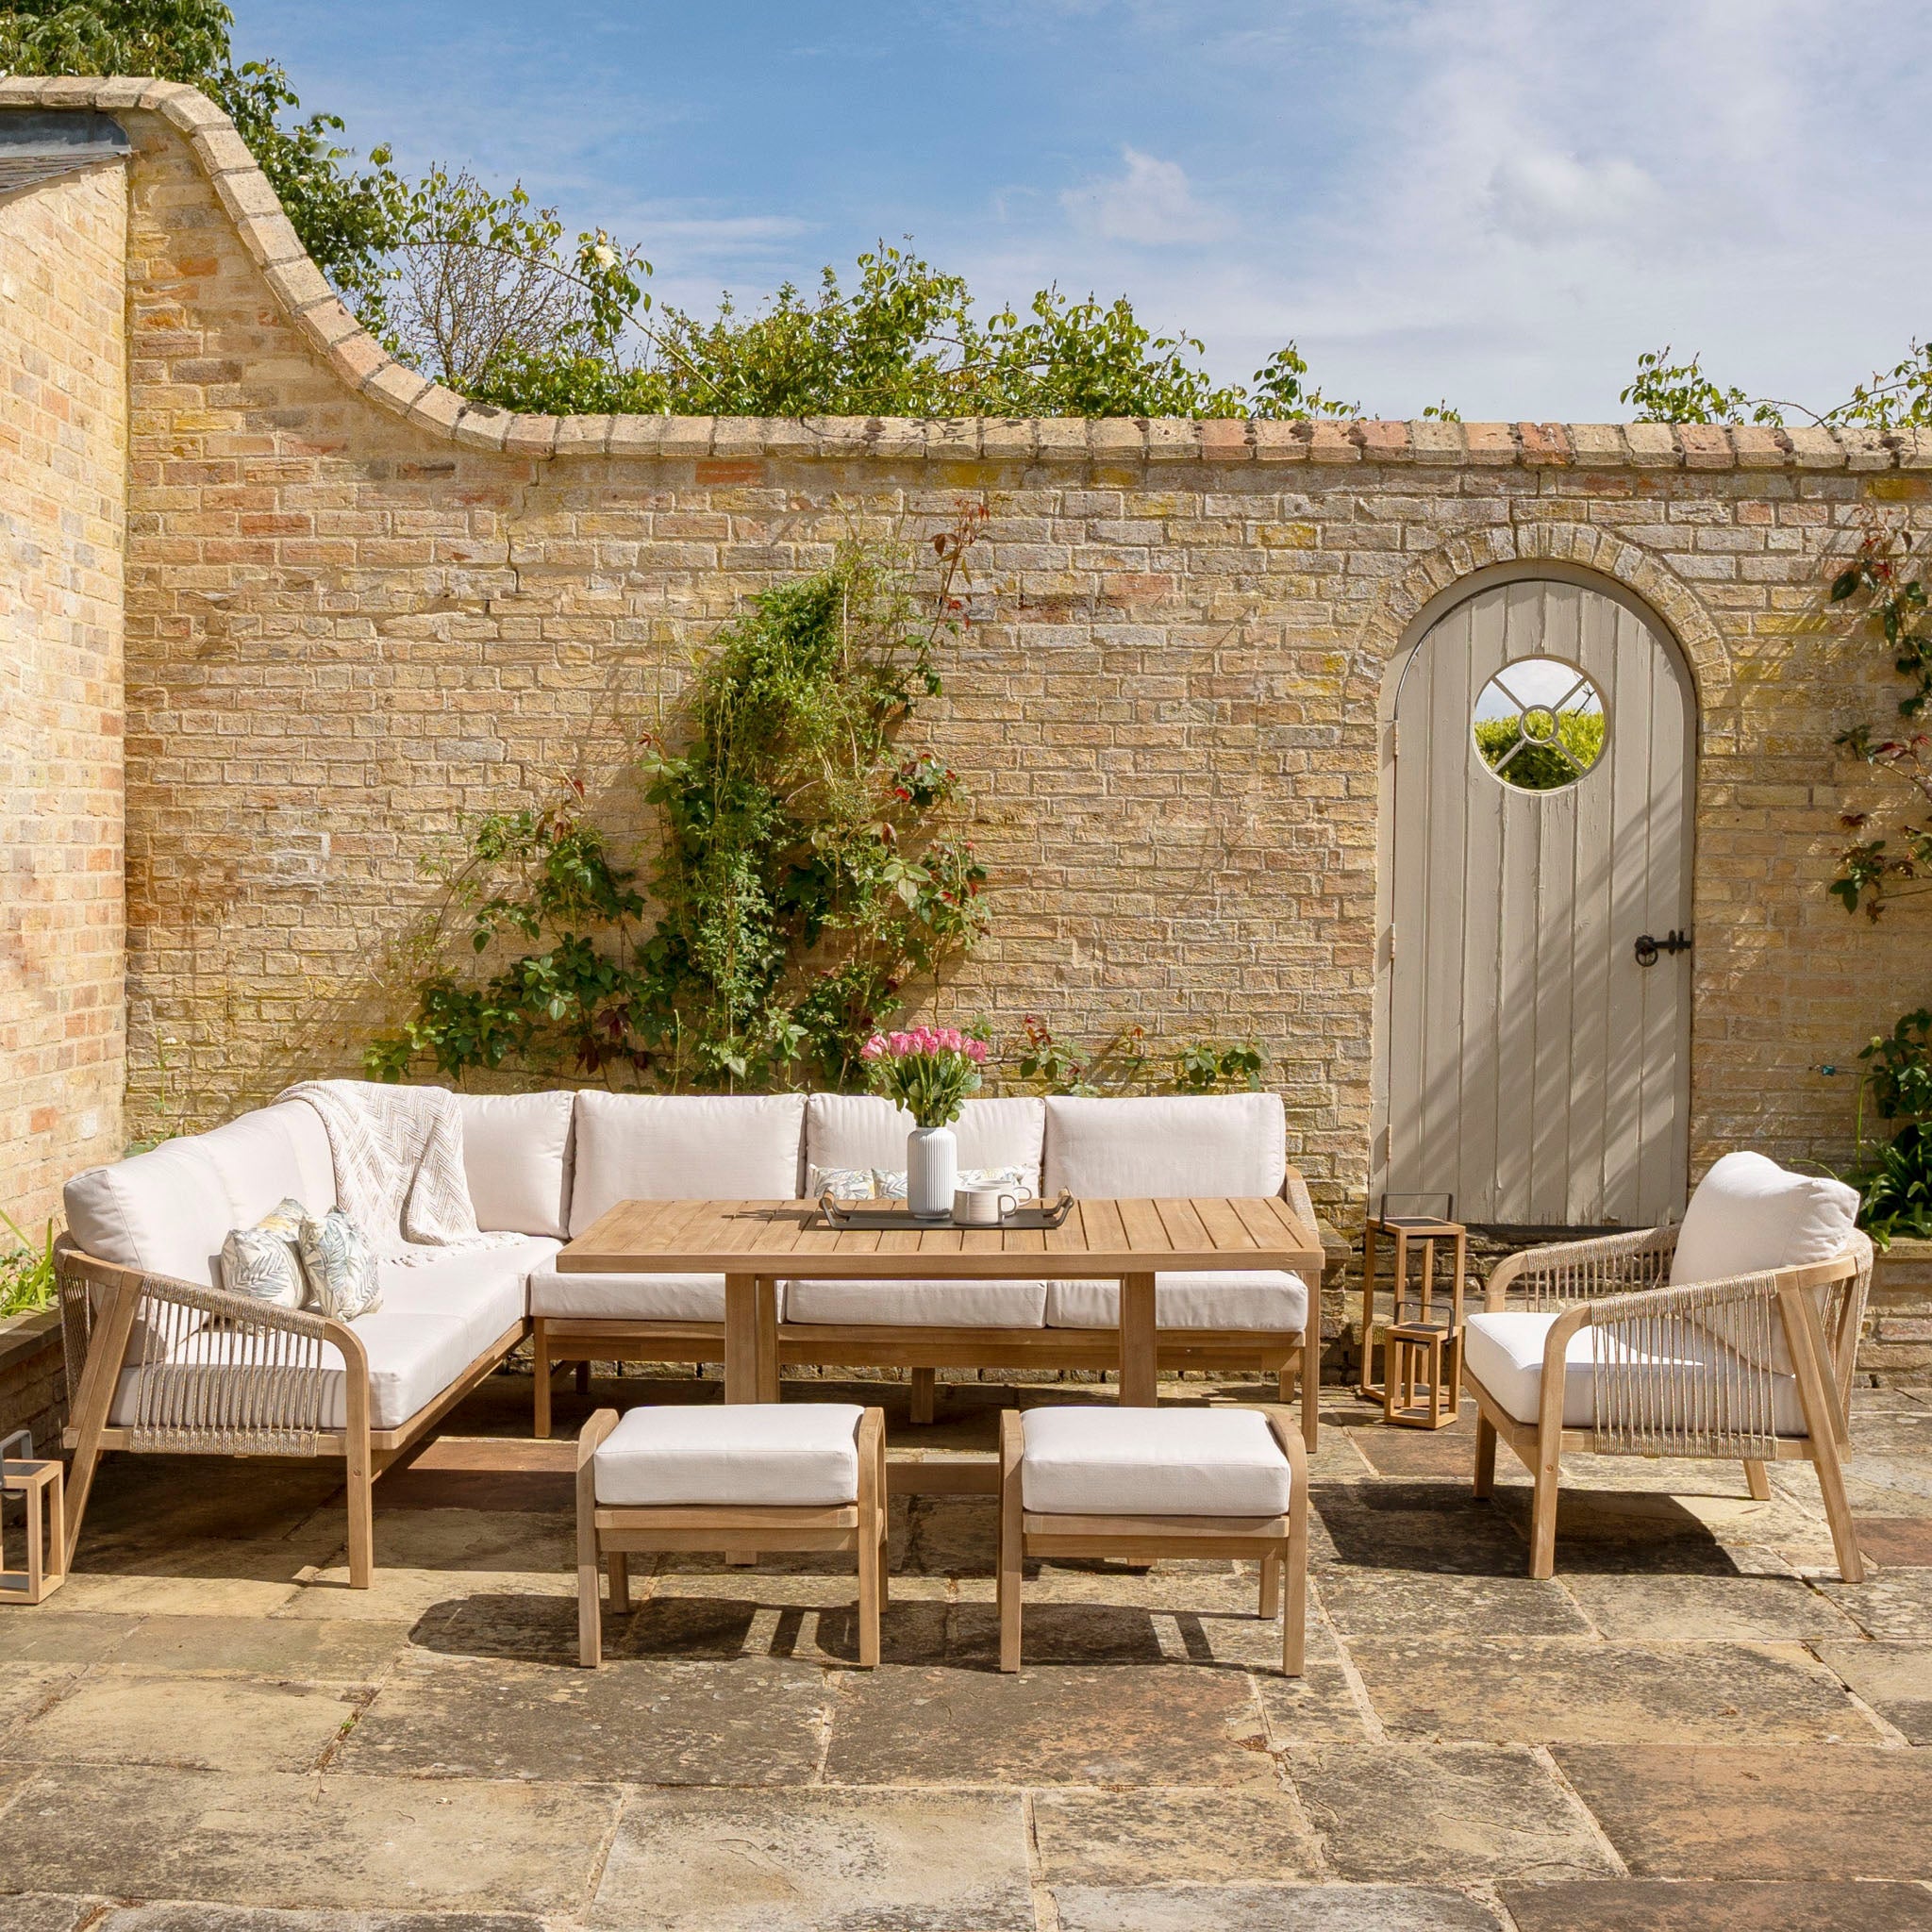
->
[575, 1404, 888, 1668]
[55, 1241, 529, 1589]
[1358, 1211, 1466, 1406]
[1464, 1224, 1872, 1580]
[1385, 1318, 1461, 1430]
[996, 1403, 1307, 1675]
[553, 1193, 1328, 1455]
[0, 1433, 67, 1607]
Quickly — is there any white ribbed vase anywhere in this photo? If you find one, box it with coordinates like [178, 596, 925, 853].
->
[906, 1125, 958, 1220]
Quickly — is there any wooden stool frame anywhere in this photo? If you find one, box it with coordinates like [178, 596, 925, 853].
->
[1, 1435, 66, 1607]
[996, 1403, 1308, 1676]
[1358, 1213, 1466, 1407]
[575, 1406, 889, 1668]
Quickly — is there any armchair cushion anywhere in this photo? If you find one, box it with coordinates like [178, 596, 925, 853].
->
[1044, 1270, 1308, 1332]
[1672, 1153, 1858, 1289]
[1020, 1407, 1293, 1516]
[458, 1090, 575, 1237]
[569, 1092, 807, 1236]
[1042, 1094, 1286, 1200]
[1463, 1309, 1807, 1436]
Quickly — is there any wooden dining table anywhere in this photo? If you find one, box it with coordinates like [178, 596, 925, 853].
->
[557, 1193, 1325, 1408]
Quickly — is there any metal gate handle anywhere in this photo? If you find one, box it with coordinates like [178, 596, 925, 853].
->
[1634, 929, 1692, 968]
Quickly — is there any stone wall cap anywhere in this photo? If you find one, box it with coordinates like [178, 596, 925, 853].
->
[8, 75, 1924, 475]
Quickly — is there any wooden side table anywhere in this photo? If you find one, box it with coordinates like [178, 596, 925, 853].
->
[1, 1432, 66, 1607]
[1357, 1213, 1467, 1424]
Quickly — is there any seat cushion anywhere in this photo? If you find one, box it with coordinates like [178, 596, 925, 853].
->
[805, 1093, 1045, 1193]
[528, 1268, 741, 1323]
[1045, 1270, 1308, 1332]
[1020, 1407, 1293, 1517]
[109, 1234, 555, 1433]
[458, 1090, 575, 1237]
[1462, 1310, 1808, 1436]
[594, 1402, 863, 1506]
[783, 1277, 1047, 1327]
[569, 1092, 807, 1236]
[1042, 1094, 1287, 1199]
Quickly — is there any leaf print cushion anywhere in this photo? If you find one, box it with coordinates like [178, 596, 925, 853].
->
[219, 1197, 309, 1309]
[298, 1208, 383, 1321]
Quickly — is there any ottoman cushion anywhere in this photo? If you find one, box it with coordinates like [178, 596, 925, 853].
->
[593, 1403, 863, 1507]
[1020, 1407, 1291, 1517]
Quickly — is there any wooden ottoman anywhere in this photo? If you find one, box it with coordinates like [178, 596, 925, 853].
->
[997, 1403, 1307, 1675]
[575, 1403, 888, 1667]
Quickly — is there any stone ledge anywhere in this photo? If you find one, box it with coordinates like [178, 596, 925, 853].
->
[2, 74, 1922, 475]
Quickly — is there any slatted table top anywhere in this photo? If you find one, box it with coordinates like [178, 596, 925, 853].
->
[558, 1193, 1324, 1278]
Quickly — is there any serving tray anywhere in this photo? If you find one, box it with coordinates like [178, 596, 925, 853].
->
[816, 1188, 1075, 1232]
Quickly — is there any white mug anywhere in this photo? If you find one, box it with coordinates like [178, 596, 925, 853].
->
[954, 1182, 1030, 1226]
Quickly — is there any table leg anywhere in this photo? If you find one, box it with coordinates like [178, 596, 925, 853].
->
[724, 1274, 758, 1406]
[1357, 1223, 1379, 1401]
[756, 1277, 780, 1404]
[1119, 1274, 1158, 1407]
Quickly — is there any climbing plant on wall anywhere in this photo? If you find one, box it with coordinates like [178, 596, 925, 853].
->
[1824, 522, 1932, 921]
[367, 510, 990, 1093]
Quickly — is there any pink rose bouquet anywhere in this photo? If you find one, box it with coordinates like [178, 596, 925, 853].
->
[859, 1024, 990, 1129]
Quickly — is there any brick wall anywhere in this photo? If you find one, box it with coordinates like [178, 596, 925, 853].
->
[0, 156, 127, 1231]
[3, 78, 1931, 1238]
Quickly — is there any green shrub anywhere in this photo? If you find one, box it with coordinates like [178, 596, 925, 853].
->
[0, 1213, 56, 1320]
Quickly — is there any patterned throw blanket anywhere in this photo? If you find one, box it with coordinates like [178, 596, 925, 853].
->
[275, 1079, 515, 1267]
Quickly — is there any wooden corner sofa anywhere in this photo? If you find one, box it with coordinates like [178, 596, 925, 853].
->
[55, 1087, 1324, 1583]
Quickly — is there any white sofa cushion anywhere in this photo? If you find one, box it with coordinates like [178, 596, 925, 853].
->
[1043, 1093, 1287, 1199]
[805, 1093, 1045, 1192]
[110, 1234, 557, 1433]
[1045, 1270, 1308, 1332]
[65, 1100, 340, 1290]
[784, 1276, 1048, 1327]
[593, 1402, 863, 1507]
[458, 1091, 575, 1237]
[528, 1268, 741, 1324]
[1020, 1407, 1292, 1517]
[1462, 1309, 1808, 1437]
[570, 1092, 808, 1236]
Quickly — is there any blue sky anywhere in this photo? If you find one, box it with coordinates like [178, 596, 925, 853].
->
[232, 1, 1932, 420]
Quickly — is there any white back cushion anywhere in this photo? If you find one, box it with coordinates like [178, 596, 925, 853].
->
[64, 1099, 338, 1288]
[458, 1090, 575, 1237]
[1043, 1093, 1287, 1199]
[569, 1091, 808, 1235]
[805, 1092, 1045, 1185]
[1671, 1153, 1859, 1286]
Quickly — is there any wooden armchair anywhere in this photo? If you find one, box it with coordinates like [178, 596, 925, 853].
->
[1465, 1223, 1871, 1582]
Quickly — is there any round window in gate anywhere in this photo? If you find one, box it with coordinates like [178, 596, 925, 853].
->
[1472, 658, 1606, 791]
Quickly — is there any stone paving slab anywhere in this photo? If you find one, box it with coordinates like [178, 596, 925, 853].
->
[0, 1763, 619, 1911]
[335, 1650, 831, 1784]
[1812, 1641, 1932, 1743]
[1286, 1741, 1618, 1882]
[1819, 1568, 1932, 1639]
[1500, 1878, 1932, 1930]
[588, 1788, 1033, 1931]
[824, 1662, 1276, 1785]
[1559, 1573, 1866, 1641]
[1315, 1566, 1591, 1636]
[0, 1897, 92, 1932]
[6, 1670, 360, 1774]
[1029, 1788, 1321, 1885]
[105, 1611, 414, 1681]
[1553, 1744, 1932, 1879]
[97, 1910, 546, 1932]
[1349, 1635, 1875, 1743]
[1049, 1882, 1504, 1930]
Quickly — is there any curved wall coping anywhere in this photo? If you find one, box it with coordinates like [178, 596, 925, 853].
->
[5, 73, 1925, 475]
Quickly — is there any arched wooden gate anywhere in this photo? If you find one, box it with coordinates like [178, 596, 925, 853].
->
[1372, 568, 1697, 1228]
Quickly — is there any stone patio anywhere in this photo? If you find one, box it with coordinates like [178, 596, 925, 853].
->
[3, 1374, 1930, 1931]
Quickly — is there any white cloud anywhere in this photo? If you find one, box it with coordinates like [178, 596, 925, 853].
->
[1060, 147, 1227, 246]
[1483, 149, 1661, 247]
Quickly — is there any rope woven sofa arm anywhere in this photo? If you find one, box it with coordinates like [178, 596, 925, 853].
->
[55, 1241, 363, 1455]
[1485, 1224, 1679, 1312]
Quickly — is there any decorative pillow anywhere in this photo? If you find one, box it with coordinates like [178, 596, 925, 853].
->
[870, 1165, 1035, 1203]
[219, 1197, 309, 1309]
[298, 1209, 383, 1321]
[808, 1165, 878, 1202]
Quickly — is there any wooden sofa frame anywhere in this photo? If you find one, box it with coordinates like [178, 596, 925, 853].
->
[54, 1240, 529, 1588]
[1466, 1224, 1871, 1582]
[575, 1405, 889, 1667]
[996, 1403, 1308, 1675]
